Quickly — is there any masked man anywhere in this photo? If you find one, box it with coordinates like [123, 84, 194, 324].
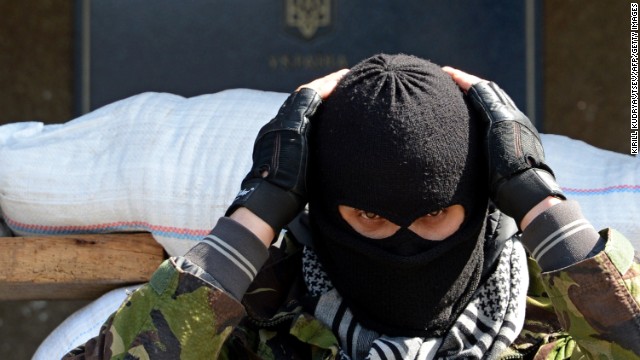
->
[65, 54, 640, 359]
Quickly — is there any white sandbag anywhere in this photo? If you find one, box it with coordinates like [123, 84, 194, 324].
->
[32, 285, 139, 360]
[541, 133, 640, 245]
[0, 90, 288, 256]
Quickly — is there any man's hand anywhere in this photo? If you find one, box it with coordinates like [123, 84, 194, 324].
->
[298, 68, 349, 98]
[443, 66, 565, 229]
[226, 69, 348, 244]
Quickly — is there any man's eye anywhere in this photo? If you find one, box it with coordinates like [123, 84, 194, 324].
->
[358, 210, 381, 220]
[427, 209, 444, 217]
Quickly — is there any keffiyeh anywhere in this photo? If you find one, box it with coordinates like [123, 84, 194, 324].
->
[302, 238, 528, 359]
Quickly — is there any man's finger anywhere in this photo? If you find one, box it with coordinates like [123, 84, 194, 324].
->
[442, 66, 483, 92]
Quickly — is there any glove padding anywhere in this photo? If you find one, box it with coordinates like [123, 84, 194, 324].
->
[226, 88, 322, 232]
[468, 81, 565, 225]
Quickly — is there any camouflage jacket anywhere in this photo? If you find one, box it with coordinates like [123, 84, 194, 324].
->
[64, 227, 640, 360]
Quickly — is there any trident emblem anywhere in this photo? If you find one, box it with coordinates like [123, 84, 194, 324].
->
[285, 0, 331, 40]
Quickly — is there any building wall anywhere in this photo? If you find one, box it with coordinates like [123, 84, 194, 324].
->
[544, 0, 631, 154]
[0, 1, 73, 124]
[0, 1, 633, 358]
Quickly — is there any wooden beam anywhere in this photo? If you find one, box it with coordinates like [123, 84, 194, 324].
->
[0, 233, 165, 300]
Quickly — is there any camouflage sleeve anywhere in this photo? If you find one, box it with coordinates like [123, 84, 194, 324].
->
[540, 228, 640, 359]
[62, 258, 245, 359]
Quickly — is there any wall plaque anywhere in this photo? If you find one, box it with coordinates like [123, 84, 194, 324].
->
[76, 0, 541, 124]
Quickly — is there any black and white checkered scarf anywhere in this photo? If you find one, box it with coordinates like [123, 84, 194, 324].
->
[302, 238, 528, 360]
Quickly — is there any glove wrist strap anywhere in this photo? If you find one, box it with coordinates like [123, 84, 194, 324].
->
[226, 180, 303, 232]
[495, 168, 565, 225]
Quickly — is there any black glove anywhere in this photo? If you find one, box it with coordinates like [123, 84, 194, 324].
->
[468, 81, 565, 225]
[225, 88, 322, 232]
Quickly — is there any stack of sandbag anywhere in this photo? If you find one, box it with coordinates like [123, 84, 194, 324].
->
[0, 89, 637, 257]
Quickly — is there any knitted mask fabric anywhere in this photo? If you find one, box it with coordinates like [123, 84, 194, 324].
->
[308, 53, 488, 337]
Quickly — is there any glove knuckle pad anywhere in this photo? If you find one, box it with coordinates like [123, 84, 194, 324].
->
[489, 122, 528, 181]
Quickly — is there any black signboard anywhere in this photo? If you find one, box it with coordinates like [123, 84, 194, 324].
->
[76, 0, 542, 124]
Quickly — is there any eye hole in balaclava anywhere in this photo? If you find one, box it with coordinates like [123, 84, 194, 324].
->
[307, 53, 489, 338]
[337, 204, 466, 242]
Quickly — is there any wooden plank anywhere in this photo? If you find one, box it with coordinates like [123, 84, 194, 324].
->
[0, 233, 165, 300]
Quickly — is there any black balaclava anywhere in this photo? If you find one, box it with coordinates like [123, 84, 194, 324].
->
[308, 54, 489, 338]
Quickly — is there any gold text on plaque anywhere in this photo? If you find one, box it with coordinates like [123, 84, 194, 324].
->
[268, 53, 348, 70]
[285, 0, 331, 40]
